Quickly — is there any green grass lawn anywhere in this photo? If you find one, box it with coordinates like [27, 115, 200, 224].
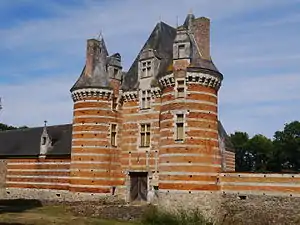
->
[0, 205, 138, 225]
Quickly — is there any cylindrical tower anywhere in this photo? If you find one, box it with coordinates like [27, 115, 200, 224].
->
[158, 16, 223, 194]
[69, 38, 123, 194]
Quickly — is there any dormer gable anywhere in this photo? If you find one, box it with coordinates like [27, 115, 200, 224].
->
[107, 53, 122, 81]
[173, 28, 192, 60]
[139, 48, 159, 79]
[40, 121, 52, 157]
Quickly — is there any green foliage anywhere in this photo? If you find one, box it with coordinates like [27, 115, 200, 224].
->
[230, 121, 300, 172]
[230, 132, 252, 172]
[0, 123, 28, 131]
[141, 205, 212, 225]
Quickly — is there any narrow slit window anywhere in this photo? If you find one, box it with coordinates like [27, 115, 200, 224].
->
[177, 80, 185, 98]
[112, 96, 118, 110]
[111, 124, 117, 147]
[176, 114, 184, 141]
[140, 124, 151, 147]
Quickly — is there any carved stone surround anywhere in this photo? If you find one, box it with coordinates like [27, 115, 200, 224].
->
[159, 72, 222, 90]
[71, 88, 113, 102]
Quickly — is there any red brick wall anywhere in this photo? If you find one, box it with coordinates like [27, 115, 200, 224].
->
[6, 158, 70, 190]
[219, 173, 300, 197]
[120, 95, 161, 172]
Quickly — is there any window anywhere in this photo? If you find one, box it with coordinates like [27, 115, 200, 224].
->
[111, 124, 117, 147]
[113, 68, 118, 78]
[140, 124, 150, 147]
[176, 79, 185, 98]
[141, 60, 152, 78]
[176, 114, 184, 141]
[178, 44, 185, 58]
[141, 90, 151, 109]
[42, 137, 47, 145]
[112, 95, 118, 110]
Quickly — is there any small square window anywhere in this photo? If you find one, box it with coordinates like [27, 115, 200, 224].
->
[176, 80, 185, 98]
[141, 60, 152, 78]
[176, 114, 184, 141]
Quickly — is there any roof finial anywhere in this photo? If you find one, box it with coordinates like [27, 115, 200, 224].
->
[44, 120, 47, 128]
[188, 8, 193, 15]
[176, 15, 179, 28]
[97, 30, 103, 41]
[159, 15, 162, 22]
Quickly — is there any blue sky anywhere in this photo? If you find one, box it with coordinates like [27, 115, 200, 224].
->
[0, 0, 300, 138]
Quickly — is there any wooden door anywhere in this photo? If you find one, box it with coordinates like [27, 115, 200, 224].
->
[130, 172, 148, 202]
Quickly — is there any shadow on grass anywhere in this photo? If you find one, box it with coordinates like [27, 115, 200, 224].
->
[0, 199, 42, 214]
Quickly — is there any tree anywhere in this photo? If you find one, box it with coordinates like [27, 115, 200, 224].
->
[245, 134, 274, 172]
[273, 121, 300, 172]
[230, 132, 253, 172]
[0, 123, 28, 131]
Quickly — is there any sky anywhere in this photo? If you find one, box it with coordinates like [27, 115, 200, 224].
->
[0, 0, 300, 138]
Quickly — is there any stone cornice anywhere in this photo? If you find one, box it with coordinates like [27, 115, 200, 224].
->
[158, 73, 175, 87]
[186, 72, 222, 90]
[159, 72, 222, 90]
[71, 88, 113, 102]
[122, 87, 162, 102]
[122, 90, 138, 102]
[150, 87, 161, 98]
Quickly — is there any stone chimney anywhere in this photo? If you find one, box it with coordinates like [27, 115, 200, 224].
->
[191, 17, 211, 60]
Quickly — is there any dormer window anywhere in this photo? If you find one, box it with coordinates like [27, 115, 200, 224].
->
[42, 137, 47, 145]
[178, 44, 185, 58]
[141, 60, 152, 78]
[113, 68, 118, 77]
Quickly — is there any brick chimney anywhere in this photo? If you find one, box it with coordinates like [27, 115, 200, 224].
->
[191, 17, 211, 60]
[85, 39, 101, 77]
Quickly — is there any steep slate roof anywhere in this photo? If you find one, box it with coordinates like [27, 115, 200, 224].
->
[122, 15, 222, 91]
[218, 121, 235, 152]
[0, 124, 72, 157]
[122, 22, 177, 91]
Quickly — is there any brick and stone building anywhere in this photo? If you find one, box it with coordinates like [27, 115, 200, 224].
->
[0, 14, 298, 211]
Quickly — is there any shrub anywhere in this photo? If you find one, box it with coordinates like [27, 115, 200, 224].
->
[141, 205, 213, 225]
